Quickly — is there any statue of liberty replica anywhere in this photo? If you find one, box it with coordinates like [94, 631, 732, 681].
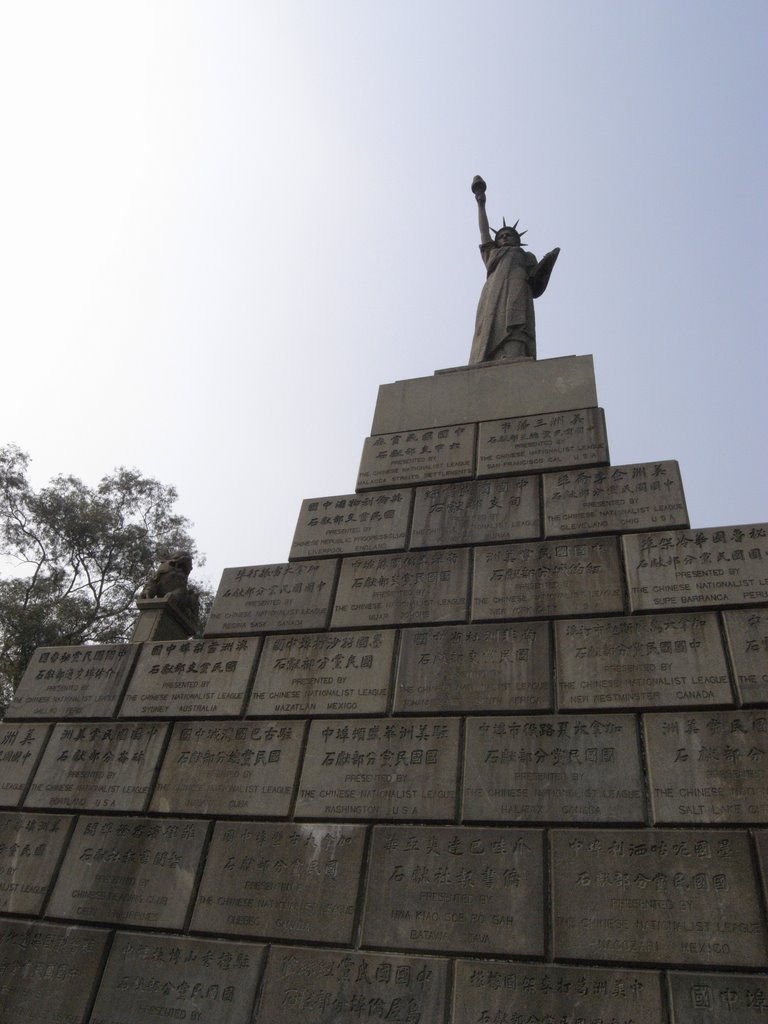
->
[469, 175, 560, 363]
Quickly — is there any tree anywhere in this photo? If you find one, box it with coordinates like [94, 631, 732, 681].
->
[0, 446, 212, 713]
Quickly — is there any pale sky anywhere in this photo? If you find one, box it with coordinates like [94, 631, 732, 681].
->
[0, 1, 765, 593]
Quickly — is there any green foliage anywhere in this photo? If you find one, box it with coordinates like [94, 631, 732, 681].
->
[0, 446, 212, 713]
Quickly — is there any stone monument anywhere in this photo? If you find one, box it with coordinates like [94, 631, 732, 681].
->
[2, 233, 767, 1022]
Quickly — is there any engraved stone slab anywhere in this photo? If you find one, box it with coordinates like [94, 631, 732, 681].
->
[669, 971, 768, 1023]
[463, 715, 645, 823]
[556, 612, 732, 710]
[394, 622, 551, 714]
[150, 720, 304, 816]
[0, 723, 50, 807]
[478, 407, 609, 477]
[645, 710, 768, 824]
[472, 538, 624, 621]
[48, 815, 208, 929]
[5, 643, 138, 720]
[724, 609, 768, 705]
[25, 722, 168, 812]
[357, 423, 476, 490]
[254, 946, 449, 1024]
[410, 476, 540, 548]
[191, 822, 365, 943]
[552, 828, 768, 967]
[296, 718, 460, 820]
[205, 560, 338, 636]
[0, 919, 110, 1024]
[453, 961, 665, 1024]
[544, 460, 688, 537]
[332, 549, 470, 628]
[625, 524, 768, 612]
[362, 825, 544, 955]
[90, 932, 267, 1024]
[248, 629, 396, 717]
[120, 637, 261, 717]
[290, 490, 412, 559]
[0, 812, 73, 914]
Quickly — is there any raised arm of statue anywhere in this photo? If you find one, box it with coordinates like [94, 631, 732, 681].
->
[529, 247, 560, 299]
[472, 175, 492, 245]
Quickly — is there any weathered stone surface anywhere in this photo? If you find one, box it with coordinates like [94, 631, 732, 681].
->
[724, 609, 768, 705]
[90, 932, 267, 1024]
[0, 723, 50, 807]
[253, 946, 449, 1024]
[555, 612, 732, 710]
[645, 710, 768, 824]
[191, 822, 365, 943]
[357, 424, 476, 490]
[48, 815, 208, 929]
[477, 406, 609, 477]
[394, 622, 551, 714]
[452, 961, 665, 1024]
[463, 715, 645, 823]
[332, 549, 470, 628]
[205, 561, 338, 636]
[472, 538, 624, 621]
[0, 812, 73, 914]
[755, 832, 768, 910]
[410, 476, 540, 548]
[119, 637, 261, 717]
[25, 722, 168, 812]
[296, 718, 459, 820]
[0, 919, 110, 1024]
[370, 355, 597, 433]
[544, 460, 688, 537]
[362, 825, 544, 955]
[290, 490, 412, 558]
[248, 629, 396, 717]
[552, 828, 768, 967]
[669, 971, 768, 1022]
[5, 643, 138, 720]
[625, 524, 768, 612]
[150, 720, 304, 816]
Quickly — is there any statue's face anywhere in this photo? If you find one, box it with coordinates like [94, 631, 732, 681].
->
[496, 230, 519, 247]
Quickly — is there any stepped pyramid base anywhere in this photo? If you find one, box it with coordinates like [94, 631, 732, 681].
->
[2, 354, 767, 1024]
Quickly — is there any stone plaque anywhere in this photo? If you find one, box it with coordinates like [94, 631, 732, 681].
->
[477, 406, 609, 477]
[25, 722, 168, 812]
[645, 710, 768, 824]
[552, 828, 768, 967]
[248, 629, 396, 717]
[357, 423, 476, 490]
[544, 460, 688, 537]
[290, 489, 412, 558]
[191, 822, 365, 943]
[394, 622, 551, 714]
[120, 636, 261, 717]
[362, 825, 544, 956]
[669, 971, 768, 1023]
[332, 548, 470, 628]
[0, 811, 73, 915]
[0, 919, 110, 1024]
[472, 538, 624, 621]
[463, 715, 645, 823]
[410, 476, 540, 548]
[625, 523, 768, 612]
[5, 643, 138, 720]
[555, 612, 732, 710]
[254, 946, 449, 1024]
[724, 609, 768, 705]
[453, 961, 665, 1024]
[0, 723, 50, 807]
[150, 720, 304, 816]
[48, 815, 208, 929]
[205, 560, 338, 636]
[90, 932, 267, 1024]
[296, 718, 460, 820]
